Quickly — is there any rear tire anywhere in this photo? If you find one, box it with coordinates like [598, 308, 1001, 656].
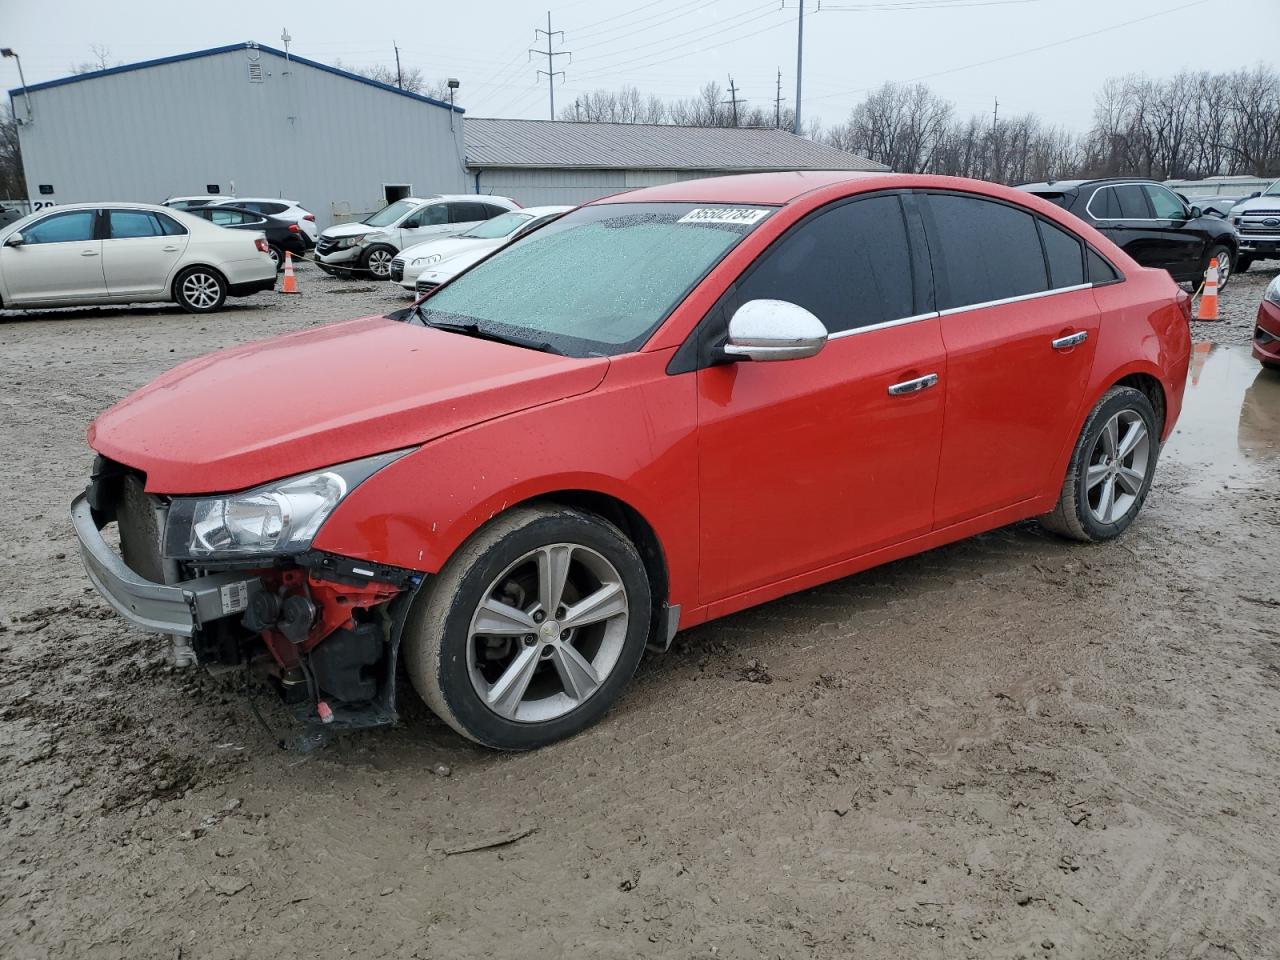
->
[173, 266, 227, 314]
[1039, 386, 1160, 543]
[362, 245, 396, 280]
[403, 505, 652, 750]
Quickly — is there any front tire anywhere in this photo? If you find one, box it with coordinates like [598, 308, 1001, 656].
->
[1039, 386, 1160, 543]
[403, 506, 652, 750]
[1236, 255, 1253, 274]
[362, 245, 396, 280]
[173, 266, 227, 313]
[1204, 244, 1234, 290]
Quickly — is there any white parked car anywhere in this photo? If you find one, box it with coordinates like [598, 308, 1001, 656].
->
[314, 195, 519, 280]
[391, 205, 571, 291]
[0, 202, 276, 314]
[162, 195, 236, 211]
[209, 197, 318, 245]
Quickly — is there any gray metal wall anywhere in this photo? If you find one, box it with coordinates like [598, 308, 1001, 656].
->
[13, 46, 469, 228]
[470, 167, 719, 207]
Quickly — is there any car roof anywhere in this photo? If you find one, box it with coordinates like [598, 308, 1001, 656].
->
[25, 201, 178, 213]
[1019, 177, 1158, 193]
[517, 205, 573, 216]
[597, 171, 894, 205]
[211, 196, 301, 205]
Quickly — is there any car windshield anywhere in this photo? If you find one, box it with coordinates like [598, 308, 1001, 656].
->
[364, 199, 418, 227]
[459, 212, 533, 240]
[415, 202, 774, 357]
[1263, 181, 1280, 197]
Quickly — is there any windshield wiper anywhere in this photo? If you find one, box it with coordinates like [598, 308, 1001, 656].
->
[426, 318, 560, 355]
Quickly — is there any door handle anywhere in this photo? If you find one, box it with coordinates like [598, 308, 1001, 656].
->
[80, 250, 99, 257]
[162, 245, 179, 252]
[1052, 331, 1088, 350]
[887, 373, 939, 396]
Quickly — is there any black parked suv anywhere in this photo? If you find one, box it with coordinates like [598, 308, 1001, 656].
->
[1018, 178, 1239, 289]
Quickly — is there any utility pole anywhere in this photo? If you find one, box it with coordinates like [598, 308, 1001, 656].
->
[992, 96, 1000, 180]
[722, 76, 745, 127]
[531, 11, 570, 120]
[394, 42, 403, 89]
[280, 27, 292, 62]
[793, 0, 804, 134]
[774, 69, 785, 129]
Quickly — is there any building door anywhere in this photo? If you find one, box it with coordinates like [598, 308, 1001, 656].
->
[383, 184, 411, 205]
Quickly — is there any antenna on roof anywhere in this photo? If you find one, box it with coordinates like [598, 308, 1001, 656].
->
[281, 28, 292, 62]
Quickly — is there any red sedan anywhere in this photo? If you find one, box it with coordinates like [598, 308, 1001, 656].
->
[1253, 274, 1280, 369]
[73, 172, 1192, 750]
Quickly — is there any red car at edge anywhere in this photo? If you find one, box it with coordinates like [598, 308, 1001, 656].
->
[73, 172, 1192, 750]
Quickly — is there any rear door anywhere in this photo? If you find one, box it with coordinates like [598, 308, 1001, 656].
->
[101, 209, 189, 297]
[696, 193, 946, 602]
[1, 209, 106, 304]
[1087, 184, 1171, 271]
[921, 192, 1100, 527]
[449, 201, 492, 233]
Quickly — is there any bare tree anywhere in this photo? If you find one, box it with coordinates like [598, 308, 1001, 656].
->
[0, 106, 23, 199]
[334, 60, 453, 101]
[69, 44, 120, 75]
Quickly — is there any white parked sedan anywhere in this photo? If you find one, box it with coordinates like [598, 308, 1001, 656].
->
[0, 202, 276, 314]
[392, 205, 571, 291]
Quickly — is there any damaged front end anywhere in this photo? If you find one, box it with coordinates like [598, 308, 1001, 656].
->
[72, 453, 421, 731]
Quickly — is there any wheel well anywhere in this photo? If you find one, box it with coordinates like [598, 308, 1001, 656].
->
[171, 264, 227, 299]
[1114, 373, 1166, 435]
[531, 490, 670, 631]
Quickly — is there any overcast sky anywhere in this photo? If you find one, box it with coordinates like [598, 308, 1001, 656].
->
[3, 0, 1277, 132]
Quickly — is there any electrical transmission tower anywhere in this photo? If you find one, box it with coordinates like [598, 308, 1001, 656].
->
[530, 11, 571, 120]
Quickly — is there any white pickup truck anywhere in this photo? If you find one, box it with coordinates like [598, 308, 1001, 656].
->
[1229, 179, 1280, 271]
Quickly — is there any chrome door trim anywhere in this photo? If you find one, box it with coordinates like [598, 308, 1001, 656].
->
[887, 372, 939, 396]
[936, 283, 1092, 318]
[827, 311, 939, 340]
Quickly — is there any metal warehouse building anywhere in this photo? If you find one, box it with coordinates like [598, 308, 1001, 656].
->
[9, 41, 883, 227]
[463, 118, 887, 206]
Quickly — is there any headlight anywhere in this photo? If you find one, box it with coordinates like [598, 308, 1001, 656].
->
[1266, 275, 1280, 307]
[337, 234, 368, 249]
[411, 254, 442, 267]
[162, 450, 410, 560]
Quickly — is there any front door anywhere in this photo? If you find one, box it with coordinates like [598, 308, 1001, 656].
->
[395, 203, 451, 249]
[1142, 184, 1208, 281]
[920, 192, 1100, 526]
[696, 194, 946, 604]
[101, 209, 189, 297]
[1, 209, 106, 304]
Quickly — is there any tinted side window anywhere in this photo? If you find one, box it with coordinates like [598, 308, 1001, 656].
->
[1090, 187, 1120, 219]
[1115, 185, 1150, 219]
[24, 211, 97, 244]
[1088, 248, 1121, 284]
[483, 203, 512, 219]
[209, 209, 247, 225]
[257, 202, 288, 215]
[155, 213, 187, 236]
[926, 194, 1047, 309]
[732, 195, 914, 335]
[1038, 219, 1085, 289]
[418, 204, 449, 226]
[451, 202, 489, 223]
[109, 210, 167, 238]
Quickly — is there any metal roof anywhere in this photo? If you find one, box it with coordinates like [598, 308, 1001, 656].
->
[7, 42, 463, 113]
[464, 118, 886, 172]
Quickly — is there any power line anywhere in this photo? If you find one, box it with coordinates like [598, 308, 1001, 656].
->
[821, 0, 1044, 9]
[530, 11, 571, 119]
[572, 2, 777, 64]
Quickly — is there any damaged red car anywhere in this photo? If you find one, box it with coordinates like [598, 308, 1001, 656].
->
[73, 172, 1192, 750]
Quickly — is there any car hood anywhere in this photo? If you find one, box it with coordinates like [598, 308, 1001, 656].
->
[400, 235, 498, 262]
[419, 246, 493, 284]
[320, 221, 387, 239]
[1231, 196, 1280, 213]
[88, 317, 610, 494]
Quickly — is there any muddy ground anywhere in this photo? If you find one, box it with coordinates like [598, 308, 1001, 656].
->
[1, 263, 1278, 959]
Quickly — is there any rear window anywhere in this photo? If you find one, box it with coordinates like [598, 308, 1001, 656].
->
[1037, 219, 1085, 289]
[1088, 249, 1121, 284]
[1028, 191, 1070, 209]
[925, 193, 1048, 309]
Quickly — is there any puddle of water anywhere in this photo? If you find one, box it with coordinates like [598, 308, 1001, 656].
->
[1161, 343, 1280, 492]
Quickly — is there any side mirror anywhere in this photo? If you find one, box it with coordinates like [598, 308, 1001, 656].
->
[1250, 191, 1262, 199]
[3, 232, 23, 247]
[724, 299, 828, 362]
[1189, 205, 1202, 219]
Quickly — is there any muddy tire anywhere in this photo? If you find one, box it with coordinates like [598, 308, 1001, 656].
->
[1039, 386, 1160, 543]
[403, 505, 652, 750]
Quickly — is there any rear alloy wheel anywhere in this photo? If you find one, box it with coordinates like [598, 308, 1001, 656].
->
[1205, 244, 1234, 291]
[174, 266, 227, 313]
[363, 245, 396, 280]
[1040, 386, 1159, 542]
[404, 506, 651, 750]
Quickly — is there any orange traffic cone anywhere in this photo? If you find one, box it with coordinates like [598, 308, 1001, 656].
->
[1195, 256, 1218, 321]
[1189, 340, 1213, 386]
[281, 251, 300, 295]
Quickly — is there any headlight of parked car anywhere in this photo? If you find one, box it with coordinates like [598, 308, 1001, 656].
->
[411, 253, 442, 267]
[1266, 275, 1280, 307]
[336, 234, 368, 249]
[162, 450, 411, 560]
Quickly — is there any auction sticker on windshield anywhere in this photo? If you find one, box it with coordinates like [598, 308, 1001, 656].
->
[677, 207, 772, 225]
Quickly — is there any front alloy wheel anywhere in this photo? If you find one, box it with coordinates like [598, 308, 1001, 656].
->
[364, 246, 395, 279]
[404, 506, 652, 750]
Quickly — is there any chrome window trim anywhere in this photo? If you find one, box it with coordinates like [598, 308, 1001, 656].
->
[1085, 184, 1174, 222]
[937, 283, 1093, 318]
[828, 311, 939, 339]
